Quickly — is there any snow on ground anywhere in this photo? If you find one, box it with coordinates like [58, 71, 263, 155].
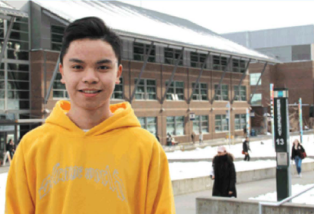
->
[166, 134, 314, 160]
[250, 183, 314, 205]
[169, 159, 314, 180]
[0, 173, 7, 214]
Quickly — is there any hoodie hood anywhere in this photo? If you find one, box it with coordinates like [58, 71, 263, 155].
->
[45, 100, 141, 136]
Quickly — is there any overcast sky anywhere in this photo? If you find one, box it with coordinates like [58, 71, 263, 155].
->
[120, 0, 314, 34]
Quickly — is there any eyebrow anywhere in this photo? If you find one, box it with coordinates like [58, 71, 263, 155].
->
[68, 58, 113, 64]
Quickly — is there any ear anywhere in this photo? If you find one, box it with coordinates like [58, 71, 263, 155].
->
[59, 63, 66, 84]
[115, 64, 123, 84]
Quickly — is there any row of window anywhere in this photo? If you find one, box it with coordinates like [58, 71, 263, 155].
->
[53, 75, 247, 101]
[139, 114, 247, 136]
[50, 25, 248, 72]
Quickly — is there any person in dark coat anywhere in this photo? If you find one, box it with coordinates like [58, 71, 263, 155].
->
[6, 139, 15, 160]
[166, 133, 172, 146]
[291, 139, 306, 177]
[191, 131, 196, 144]
[242, 137, 251, 161]
[212, 146, 237, 198]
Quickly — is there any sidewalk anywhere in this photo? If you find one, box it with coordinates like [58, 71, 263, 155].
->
[165, 130, 314, 153]
[174, 170, 314, 214]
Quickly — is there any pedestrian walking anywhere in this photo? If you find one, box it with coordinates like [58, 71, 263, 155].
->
[242, 137, 251, 161]
[191, 131, 196, 144]
[212, 146, 237, 198]
[291, 139, 306, 178]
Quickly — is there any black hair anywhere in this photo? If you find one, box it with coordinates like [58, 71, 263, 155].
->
[60, 17, 121, 65]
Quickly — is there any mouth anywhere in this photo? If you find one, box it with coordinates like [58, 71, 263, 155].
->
[78, 89, 102, 94]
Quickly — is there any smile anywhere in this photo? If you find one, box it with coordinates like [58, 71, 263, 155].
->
[79, 90, 102, 94]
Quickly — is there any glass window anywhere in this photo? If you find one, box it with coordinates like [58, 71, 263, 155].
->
[193, 115, 209, 134]
[233, 59, 247, 73]
[215, 115, 229, 132]
[192, 82, 208, 100]
[235, 114, 246, 130]
[51, 25, 65, 51]
[215, 84, 228, 101]
[166, 81, 184, 100]
[111, 78, 124, 99]
[53, 73, 68, 99]
[166, 116, 185, 136]
[139, 117, 157, 135]
[133, 42, 155, 62]
[250, 73, 262, 85]
[164, 48, 183, 66]
[251, 93, 262, 106]
[134, 79, 156, 100]
[190, 52, 207, 68]
[234, 86, 246, 101]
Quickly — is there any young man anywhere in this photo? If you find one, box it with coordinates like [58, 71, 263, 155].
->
[6, 17, 175, 214]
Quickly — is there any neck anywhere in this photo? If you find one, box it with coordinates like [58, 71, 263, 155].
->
[67, 104, 114, 130]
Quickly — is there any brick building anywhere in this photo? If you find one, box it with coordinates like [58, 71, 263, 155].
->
[0, 0, 277, 151]
[223, 25, 314, 133]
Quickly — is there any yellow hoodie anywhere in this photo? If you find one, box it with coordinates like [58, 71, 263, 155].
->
[6, 101, 175, 214]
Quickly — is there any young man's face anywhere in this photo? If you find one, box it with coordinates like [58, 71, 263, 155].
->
[59, 39, 122, 111]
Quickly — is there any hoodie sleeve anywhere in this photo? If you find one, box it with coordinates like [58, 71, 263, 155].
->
[5, 140, 35, 214]
[145, 141, 176, 214]
[229, 162, 236, 192]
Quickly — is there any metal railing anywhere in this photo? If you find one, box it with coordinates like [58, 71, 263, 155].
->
[259, 184, 314, 214]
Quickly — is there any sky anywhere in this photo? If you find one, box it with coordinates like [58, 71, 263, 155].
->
[120, 0, 314, 34]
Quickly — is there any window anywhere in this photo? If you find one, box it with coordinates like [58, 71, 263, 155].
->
[192, 82, 208, 100]
[2, 17, 29, 61]
[166, 81, 184, 100]
[53, 73, 68, 99]
[112, 78, 124, 99]
[215, 115, 229, 132]
[51, 25, 65, 51]
[193, 115, 209, 134]
[134, 79, 156, 100]
[232, 59, 246, 73]
[138, 117, 157, 135]
[164, 48, 183, 65]
[250, 73, 262, 85]
[6, 63, 29, 110]
[213, 56, 228, 71]
[166, 116, 184, 136]
[214, 84, 228, 100]
[190, 52, 207, 68]
[251, 93, 262, 106]
[235, 114, 246, 130]
[133, 42, 155, 62]
[234, 86, 246, 101]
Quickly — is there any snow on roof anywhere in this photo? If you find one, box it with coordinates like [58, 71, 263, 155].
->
[31, 0, 278, 63]
[0, 1, 29, 17]
[0, 1, 13, 9]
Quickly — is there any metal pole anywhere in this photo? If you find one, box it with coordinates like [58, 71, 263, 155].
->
[161, 47, 184, 104]
[130, 41, 154, 103]
[0, 16, 15, 65]
[229, 101, 231, 148]
[211, 56, 233, 104]
[44, 56, 60, 104]
[188, 52, 210, 104]
[249, 62, 268, 104]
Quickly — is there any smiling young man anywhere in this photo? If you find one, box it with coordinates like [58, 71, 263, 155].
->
[6, 17, 175, 214]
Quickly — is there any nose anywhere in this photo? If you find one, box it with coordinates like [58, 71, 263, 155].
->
[82, 68, 99, 84]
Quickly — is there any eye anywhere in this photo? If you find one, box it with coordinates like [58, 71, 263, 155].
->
[72, 65, 83, 70]
[98, 65, 109, 71]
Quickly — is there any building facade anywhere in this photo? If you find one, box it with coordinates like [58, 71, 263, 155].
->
[0, 0, 277, 149]
[223, 26, 314, 133]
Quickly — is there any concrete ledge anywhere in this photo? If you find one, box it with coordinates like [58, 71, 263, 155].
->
[196, 197, 314, 214]
[171, 161, 314, 196]
[168, 156, 277, 163]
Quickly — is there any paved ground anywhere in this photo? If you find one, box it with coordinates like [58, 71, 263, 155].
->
[175, 170, 314, 214]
